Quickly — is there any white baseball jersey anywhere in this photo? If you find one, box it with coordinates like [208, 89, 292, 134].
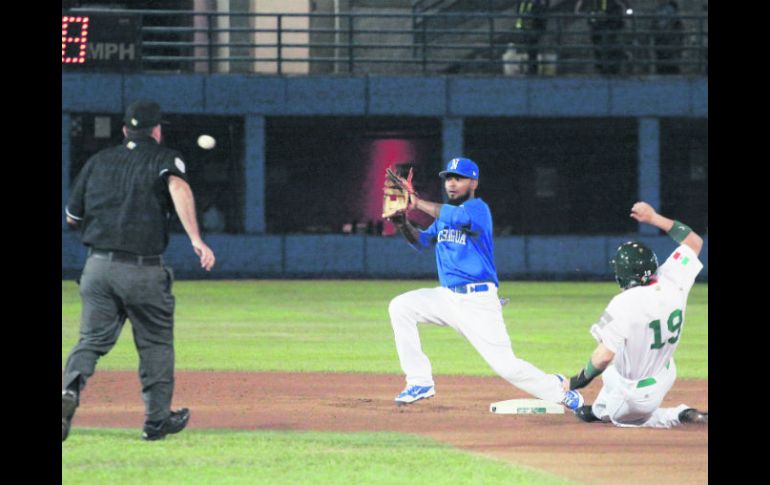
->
[590, 244, 703, 381]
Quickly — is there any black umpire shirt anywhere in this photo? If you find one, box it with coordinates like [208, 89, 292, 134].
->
[66, 134, 188, 256]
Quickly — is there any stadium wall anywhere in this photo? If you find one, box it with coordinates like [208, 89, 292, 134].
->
[61, 73, 707, 279]
[61, 231, 708, 280]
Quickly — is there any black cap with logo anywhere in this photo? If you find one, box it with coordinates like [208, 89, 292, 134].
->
[123, 100, 163, 129]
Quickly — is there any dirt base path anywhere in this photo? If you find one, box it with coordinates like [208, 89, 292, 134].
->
[68, 371, 708, 485]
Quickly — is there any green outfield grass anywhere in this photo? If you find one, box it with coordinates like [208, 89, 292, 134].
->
[62, 280, 708, 378]
[62, 280, 707, 485]
[62, 429, 576, 485]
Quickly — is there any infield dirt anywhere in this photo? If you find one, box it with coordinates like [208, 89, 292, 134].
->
[68, 371, 708, 485]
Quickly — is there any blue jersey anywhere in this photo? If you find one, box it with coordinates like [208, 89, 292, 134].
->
[413, 198, 499, 288]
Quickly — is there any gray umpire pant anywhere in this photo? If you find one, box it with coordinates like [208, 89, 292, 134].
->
[63, 254, 176, 422]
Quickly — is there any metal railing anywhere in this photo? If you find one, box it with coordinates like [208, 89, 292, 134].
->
[413, 0, 518, 15]
[65, 8, 707, 76]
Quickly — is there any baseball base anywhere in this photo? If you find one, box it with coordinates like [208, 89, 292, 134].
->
[489, 399, 565, 415]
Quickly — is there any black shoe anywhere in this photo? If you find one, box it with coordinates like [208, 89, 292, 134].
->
[62, 390, 79, 442]
[141, 408, 190, 441]
[678, 408, 708, 424]
[575, 405, 601, 423]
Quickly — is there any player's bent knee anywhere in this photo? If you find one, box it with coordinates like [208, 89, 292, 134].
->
[388, 294, 418, 320]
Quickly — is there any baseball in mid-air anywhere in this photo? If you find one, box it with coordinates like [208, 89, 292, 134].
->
[197, 134, 216, 150]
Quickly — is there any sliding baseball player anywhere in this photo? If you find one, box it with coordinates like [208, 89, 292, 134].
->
[562, 201, 708, 428]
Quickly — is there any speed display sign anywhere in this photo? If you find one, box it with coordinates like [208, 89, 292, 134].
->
[62, 12, 141, 71]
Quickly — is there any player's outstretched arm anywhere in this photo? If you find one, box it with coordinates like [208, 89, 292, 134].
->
[388, 213, 421, 246]
[563, 343, 615, 391]
[629, 201, 703, 256]
[410, 194, 443, 219]
[168, 175, 216, 271]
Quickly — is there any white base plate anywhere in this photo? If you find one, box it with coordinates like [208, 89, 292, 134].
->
[490, 399, 565, 415]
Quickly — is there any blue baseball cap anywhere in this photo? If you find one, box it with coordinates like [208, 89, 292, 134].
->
[439, 157, 479, 180]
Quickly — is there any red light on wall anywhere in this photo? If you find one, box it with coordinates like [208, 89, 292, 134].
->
[362, 139, 417, 235]
[62, 15, 90, 64]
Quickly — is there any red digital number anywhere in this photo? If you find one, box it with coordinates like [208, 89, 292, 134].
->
[62, 16, 89, 64]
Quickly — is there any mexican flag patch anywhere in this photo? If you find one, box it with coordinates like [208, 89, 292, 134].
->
[673, 252, 690, 265]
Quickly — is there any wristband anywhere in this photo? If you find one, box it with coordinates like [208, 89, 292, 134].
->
[569, 359, 605, 390]
[585, 359, 602, 379]
[667, 220, 692, 244]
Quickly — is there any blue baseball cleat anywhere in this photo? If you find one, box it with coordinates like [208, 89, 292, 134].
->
[554, 374, 585, 412]
[395, 385, 435, 405]
[561, 390, 585, 412]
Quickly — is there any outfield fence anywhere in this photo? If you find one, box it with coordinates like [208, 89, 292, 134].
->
[62, 232, 708, 280]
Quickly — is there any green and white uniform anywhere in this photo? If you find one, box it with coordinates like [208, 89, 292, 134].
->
[589, 244, 703, 428]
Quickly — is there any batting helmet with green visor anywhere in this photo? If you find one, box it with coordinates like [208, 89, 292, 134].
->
[610, 242, 659, 290]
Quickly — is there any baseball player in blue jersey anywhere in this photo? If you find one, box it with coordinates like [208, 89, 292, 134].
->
[386, 157, 584, 411]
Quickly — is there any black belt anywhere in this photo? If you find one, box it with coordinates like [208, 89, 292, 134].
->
[89, 248, 162, 266]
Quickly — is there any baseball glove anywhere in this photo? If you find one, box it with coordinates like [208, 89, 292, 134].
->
[382, 166, 416, 219]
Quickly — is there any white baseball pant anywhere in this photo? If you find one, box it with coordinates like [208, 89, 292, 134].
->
[591, 359, 690, 428]
[388, 285, 566, 403]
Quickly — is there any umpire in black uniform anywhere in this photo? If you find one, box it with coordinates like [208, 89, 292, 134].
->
[62, 100, 216, 441]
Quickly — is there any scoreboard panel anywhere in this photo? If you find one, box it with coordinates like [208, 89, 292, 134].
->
[62, 12, 141, 71]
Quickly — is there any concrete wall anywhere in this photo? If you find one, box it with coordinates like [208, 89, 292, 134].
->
[61, 231, 708, 280]
[309, 0, 336, 74]
[62, 73, 707, 279]
[252, 0, 311, 74]
[62, 73, 707, 117]
[348, 5, 414, 75]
